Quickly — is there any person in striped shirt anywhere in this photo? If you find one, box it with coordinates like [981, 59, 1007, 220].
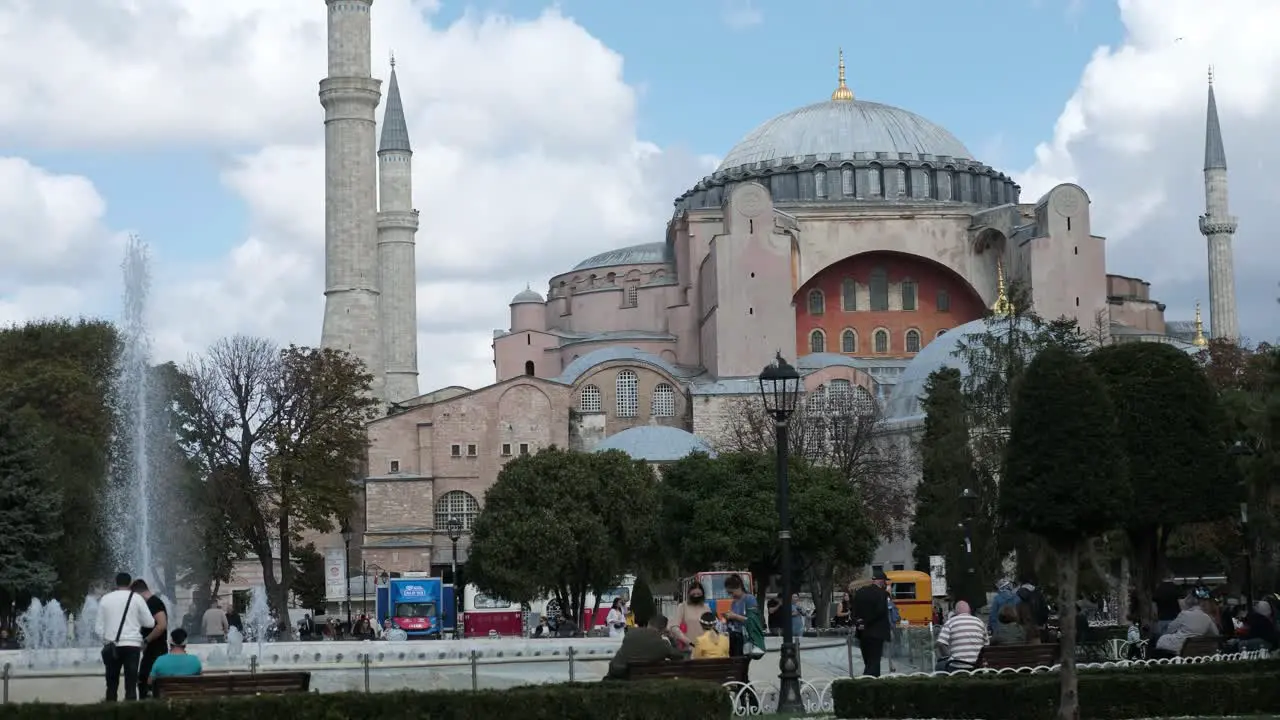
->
[935, 601, 988, 670]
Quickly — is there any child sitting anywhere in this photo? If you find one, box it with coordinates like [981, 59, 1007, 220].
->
[692, 612, 730, 659]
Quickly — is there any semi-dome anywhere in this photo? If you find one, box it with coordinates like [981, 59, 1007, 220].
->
[717, 99, 974, 172]
[573, 242, 670, 271]
[510, 286, 544, 304]
[594, 426, 714, 462]
[884, 316, 1037, 421]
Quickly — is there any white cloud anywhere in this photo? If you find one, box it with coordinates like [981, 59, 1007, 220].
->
[1020, 0, 1280, 343]
[721, 0, 763, 30]
[0, 0, 712, 391]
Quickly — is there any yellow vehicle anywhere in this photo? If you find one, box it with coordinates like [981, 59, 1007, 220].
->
[846, 570, 933, 626]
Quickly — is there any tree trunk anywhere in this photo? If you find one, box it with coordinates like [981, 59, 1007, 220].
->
[1118, 556, 1130, 623]
[810, 562, 835, 628]
[1129, 529, 1157, 629]
[274, 494, 296, 641]
[1056, 542, 1081, 720]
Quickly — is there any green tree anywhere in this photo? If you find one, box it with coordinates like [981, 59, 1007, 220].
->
[290, 543, 327, 613]
[0, 402, 64, 598]
[1002, 345, 1130, 720]
[184, 337, 378, 634]
[630, 575, 656, 626]
[1089, 342, 1237, 626]
[0, 319, 117, 606]
[910, 367, 985, 605]
[466, 447, 658, 624]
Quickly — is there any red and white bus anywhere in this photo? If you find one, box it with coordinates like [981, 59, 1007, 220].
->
[461, 585, 522, 638]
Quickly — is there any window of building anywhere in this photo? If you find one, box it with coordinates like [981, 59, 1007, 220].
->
[841, 278, 856, 311]
[524, 360, 535, 376]
[901, 280, 917, 311]
[871, 564, 884, 576]
[828, 378, 851, 411]
[501, 443, 512, 456]
[937, 288, 950, 312]
[936, 328, 948, 338]
[467, 444, 477, 457]
[892, 562, 906, 572]
[869, 267, 888, 311]
[912, 168, 931, 199]
[519, 443, 530, 455]
[450, 444, 461, 457]
[887, 166, 907, 199]
[841, 329, 857, 354]
[905, 329, 922, 353]
[579, 384, 601, 413]
[938, 170, 953, 201]
[814, 169, 827, 198]
[809, 329, 826, 354]
[625, 284, 638, 308]
[434, 490, 480, 531]
[808, 289, 825, 315]
[854, 386, 876, 416]
[865, 166, 882, 197]
[651, 383, 676, 417]
[874, 329, 889, 354]
[389, 460, 400, 474]
[616, 370, 638, 417]
[841, 166, 854, 196]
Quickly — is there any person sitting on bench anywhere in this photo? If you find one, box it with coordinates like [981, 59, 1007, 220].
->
[149, 630, 202, 680]
[692, 612, 730, 659]
[604, 613, 682, 679]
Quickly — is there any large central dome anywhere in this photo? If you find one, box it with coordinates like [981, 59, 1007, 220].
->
[717, 99, 974, 172]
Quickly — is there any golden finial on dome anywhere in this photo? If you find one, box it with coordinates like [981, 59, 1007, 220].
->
[991, 258, 1014, 316]
[831, 48, 854, 102]
[1193, 300, 1208, 347]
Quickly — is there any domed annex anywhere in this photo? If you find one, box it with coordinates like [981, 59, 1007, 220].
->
[352, 37, 1239, 584]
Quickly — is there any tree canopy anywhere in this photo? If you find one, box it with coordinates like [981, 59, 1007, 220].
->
[466, 446, 658, 623]
[0, 401, 63, 598]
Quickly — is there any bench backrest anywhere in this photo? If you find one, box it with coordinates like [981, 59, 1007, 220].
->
[154, 671, 312, 698]
[628, 656, 750, 683]
[1180, 636, 1222, 657]
[978, 643, 1061, 669]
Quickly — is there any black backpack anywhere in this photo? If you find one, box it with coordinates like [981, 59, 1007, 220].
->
[1017, 586, 1049, 626]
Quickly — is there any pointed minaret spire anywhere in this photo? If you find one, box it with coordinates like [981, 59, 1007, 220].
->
[1198, 67, 1239, 341]
[379, 59, 411, 153]
[830, 48, 854, 102]
[991, 258, 1014, 316]
[1192, 301, 1208, 347]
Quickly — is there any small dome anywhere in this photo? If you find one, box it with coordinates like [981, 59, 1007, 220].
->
[594, 426, 714, 463]
[572, 242, 670, 271]
[884, 317, 1037, 421]
[510, 286, 544, 304]
[717, 100, 973, 172]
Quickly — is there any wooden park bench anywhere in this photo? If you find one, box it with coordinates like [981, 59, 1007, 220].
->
[153, 671, 312, 698]
[1179, 636, 1224, 658]
[627, 656, 751, 684]
[972, 643, 1061, 670]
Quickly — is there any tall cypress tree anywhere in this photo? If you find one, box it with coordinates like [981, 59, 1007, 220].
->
[0, 403, 63, 599]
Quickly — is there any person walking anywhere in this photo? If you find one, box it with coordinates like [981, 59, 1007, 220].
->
[130, 579, 168, 699]
[851, 570, 892, 677]
[201, 600, 229, 643]
[95, 572, 156, 702]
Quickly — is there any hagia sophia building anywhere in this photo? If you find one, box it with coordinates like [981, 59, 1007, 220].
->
[303, 0, 1239, 587]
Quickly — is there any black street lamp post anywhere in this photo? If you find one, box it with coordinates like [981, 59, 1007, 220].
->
[340, 519, 354, 629]
[758, 352, 803, 713]
[959, 488, 978, 607]
[447, 517, 464, 639]
[1230, 441, 1255, 605]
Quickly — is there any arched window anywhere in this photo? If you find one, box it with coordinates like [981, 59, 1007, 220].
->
[814, 169, 827, 198]
[841, 166, 855, 196]
[901, 280, 917, 311]
[905, 329, 922, 353]
[841, 278, 856, 311]
[869, 267, 889, 311]
[616, 370, 638, 417]
[524, 360, 535, 376]
[434, 490, 480, 531]
[841, 329, 857, 354]
[854, 386, 876, 416]
[936, 328, 949, 338]
[579, 384, 601, 412]
[828, 379, 851, 410]
[937, 288, 951, 312]
[809, 329, 826, 354]
[874, 329, 889, 354]
[651, 383, 676, 417]
[808, 289, 825, 315]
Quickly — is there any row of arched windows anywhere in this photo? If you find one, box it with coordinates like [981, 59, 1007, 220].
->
[809, 164, 1010, 204]
[809, 327, 948, 355]
[578, 370, 677, 418]
[807, 273, 950, 315]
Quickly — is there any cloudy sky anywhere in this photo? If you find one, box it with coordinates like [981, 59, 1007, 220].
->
[1, 0, 1276, 391]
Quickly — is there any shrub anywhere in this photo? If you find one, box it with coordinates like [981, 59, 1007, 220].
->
[5, 681, 730, 720]
[832, 660, 1280, 719]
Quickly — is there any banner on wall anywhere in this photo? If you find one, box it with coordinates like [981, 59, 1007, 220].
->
[325, 548, 348, 601]
[929, 555, 947, 597]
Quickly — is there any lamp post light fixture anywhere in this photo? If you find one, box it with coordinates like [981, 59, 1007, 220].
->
[447, 517, 464, 639]
[1229, 440, 1255, 605]
[758, 352, 803, 713]
[340, 519, 354, 628]
[959, 488, 979, 606]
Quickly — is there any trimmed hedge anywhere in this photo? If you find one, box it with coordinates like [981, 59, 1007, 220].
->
[833, 659, 1280, 719]
[6, 681, 730, 720]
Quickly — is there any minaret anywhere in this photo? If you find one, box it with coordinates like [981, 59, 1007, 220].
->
[830, 49, 854, 102]
[991, 258, 1015, 316]
[1192, 301, 1208, 348]
[1198, 67, 1239, 341]
[377, 55, 421, 404]
[320, 0, 385, 400]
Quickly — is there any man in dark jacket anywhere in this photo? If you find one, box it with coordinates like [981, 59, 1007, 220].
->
[851, 570, 892, 677]
[604, 614, 682, 679]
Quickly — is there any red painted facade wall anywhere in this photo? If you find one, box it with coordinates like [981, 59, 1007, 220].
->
[793, 252, 986, 359]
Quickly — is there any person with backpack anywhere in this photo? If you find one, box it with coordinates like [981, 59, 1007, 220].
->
[1015, 577, 1049, 642]
[95, 572, 157, 702]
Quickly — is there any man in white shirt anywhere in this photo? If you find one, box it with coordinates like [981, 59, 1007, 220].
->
[95, 572, 156, 702]
[936, 600, 989, 671]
